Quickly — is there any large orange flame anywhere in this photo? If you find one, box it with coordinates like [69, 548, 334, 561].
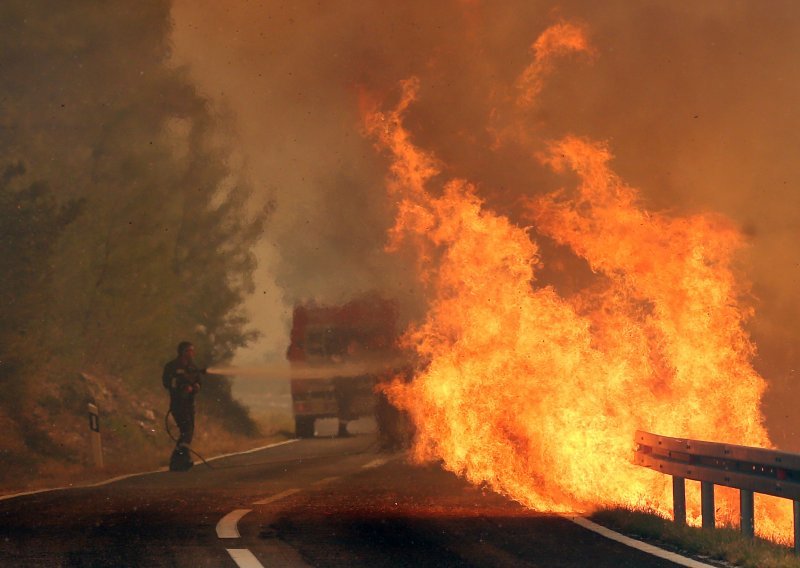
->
[490, 21, 594, 149]
[516, 21, 595, 108]
[530, 137, 768, 445]
[364, 23, 792, 540]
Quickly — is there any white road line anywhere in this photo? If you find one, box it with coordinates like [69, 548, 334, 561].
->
[226, 548, 265, 568]
[0, 438, 299, 503]
[0, 467, 165, 503]
[207, 439, 298, 463]
[362, 457, 390, 469]
[313, 476, 340, 486]
[216, 509, 252, 538]
[570, 516, 716, 568]
[253, 488, 301, 506]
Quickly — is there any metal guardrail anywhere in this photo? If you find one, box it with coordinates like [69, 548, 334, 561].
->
[634, 430, 800, 551]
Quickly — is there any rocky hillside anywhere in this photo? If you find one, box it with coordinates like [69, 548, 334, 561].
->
[0, 370, 281, 494]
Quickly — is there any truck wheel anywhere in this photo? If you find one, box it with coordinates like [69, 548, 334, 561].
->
[295, 416, 315, 438]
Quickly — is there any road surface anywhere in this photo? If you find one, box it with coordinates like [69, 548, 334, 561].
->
[0, 433, 691, 567]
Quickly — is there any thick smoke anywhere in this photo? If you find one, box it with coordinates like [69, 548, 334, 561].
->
[171, 1, 800, 446]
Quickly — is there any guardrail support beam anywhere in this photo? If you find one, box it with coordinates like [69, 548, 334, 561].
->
[794, 500, 800, 555]
[740, 489, 754, 538]
[672, 476, 686, 525]
[701, 481, 715, 529]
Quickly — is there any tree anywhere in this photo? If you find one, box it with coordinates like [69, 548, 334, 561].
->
[0, 163, 82, 412]
[0, 1, 269, 452]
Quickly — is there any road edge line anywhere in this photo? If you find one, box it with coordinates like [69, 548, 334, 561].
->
[0, 438, 298, 503]
[570, 516, 716, 568]
[206, 438, 298, 463]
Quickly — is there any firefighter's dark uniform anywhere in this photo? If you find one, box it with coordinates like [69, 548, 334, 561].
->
[162, 358, 202, 447]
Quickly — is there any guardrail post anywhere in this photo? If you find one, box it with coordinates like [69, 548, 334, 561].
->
[87, 402, 103, 468]
[740, 489, 754, 538]
[701, 481, 715, 529]
[794, 500, 800, 555]
[672, 476, 686, 525]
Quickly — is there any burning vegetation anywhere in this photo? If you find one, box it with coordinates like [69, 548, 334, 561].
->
[364, 23, 792, 539]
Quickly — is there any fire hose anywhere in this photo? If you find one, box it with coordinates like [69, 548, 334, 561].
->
[164, 409, 215, 469]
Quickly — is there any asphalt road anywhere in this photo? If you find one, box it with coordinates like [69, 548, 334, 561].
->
[0, 433, 688, 567]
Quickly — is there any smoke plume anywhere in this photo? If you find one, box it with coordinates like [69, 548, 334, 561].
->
[171, 1, 800, 446]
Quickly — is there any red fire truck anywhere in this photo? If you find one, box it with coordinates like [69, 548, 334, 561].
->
[286, 295, 402, 438]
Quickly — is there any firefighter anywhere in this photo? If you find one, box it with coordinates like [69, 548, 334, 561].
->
[162, 341, 204, 471]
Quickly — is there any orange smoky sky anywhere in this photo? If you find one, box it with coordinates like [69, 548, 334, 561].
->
[171, 1, 800, 448]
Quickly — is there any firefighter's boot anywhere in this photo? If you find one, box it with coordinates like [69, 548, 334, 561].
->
[169, 444, 194, 471]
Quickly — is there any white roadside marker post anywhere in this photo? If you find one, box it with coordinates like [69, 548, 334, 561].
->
[87, 402, 103, 468]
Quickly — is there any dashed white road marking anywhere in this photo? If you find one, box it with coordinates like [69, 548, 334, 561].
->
[312, 476, 340, 486]
[216, 508, 252, 538]
[226, 548, 265, 568]
[570, 516, 716, 568]
[253, 488, 301, 506]
[362, 457, 390, 469]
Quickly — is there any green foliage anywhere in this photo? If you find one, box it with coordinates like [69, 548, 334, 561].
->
[592, 507, 800, 568]
[0, 164, 82, 412]
[0, 0, 268, 458]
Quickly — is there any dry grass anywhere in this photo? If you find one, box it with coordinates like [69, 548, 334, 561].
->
[591, 506, 800, 568]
